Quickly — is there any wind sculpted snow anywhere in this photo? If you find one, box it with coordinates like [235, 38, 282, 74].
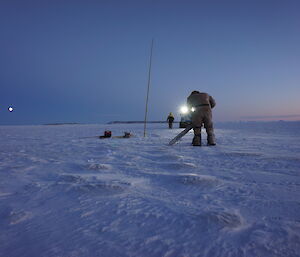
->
[0, 122, 300, 257]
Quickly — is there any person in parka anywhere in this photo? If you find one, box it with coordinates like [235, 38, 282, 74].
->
[187, 90, 216, 146]
[167, 112, 175, 129]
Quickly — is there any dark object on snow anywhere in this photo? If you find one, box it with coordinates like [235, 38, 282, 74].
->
[179, 112, 192, 128]
[99, 131, 133, 139]
[99, 130, 112, 139]
[123, 132, 131, 138]
[113, 132, 132, 138]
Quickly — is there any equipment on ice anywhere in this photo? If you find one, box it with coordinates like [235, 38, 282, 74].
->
[168, 124, 193, 145]
[99, 130, 112, 139]
[112, 132, 132, 139]
[99, 131, 132, 139]
[179, 105, 192, 128]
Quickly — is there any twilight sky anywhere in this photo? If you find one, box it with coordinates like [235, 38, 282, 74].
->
[1, 0, 299, 125]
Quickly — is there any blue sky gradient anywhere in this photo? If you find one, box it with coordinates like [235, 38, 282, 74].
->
[1, 0, 299, 124]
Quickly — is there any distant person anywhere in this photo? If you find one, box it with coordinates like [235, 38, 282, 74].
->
[167, 112, 175, 129]
[187, 90, 216, 146]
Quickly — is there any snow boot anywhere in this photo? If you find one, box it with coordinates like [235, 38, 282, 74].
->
[192, 127, 201, 146]
[207, 135, 216, 146]
[192, 135, 201, 146]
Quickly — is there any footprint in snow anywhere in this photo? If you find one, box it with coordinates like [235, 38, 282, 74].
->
[198, 210, 243, 229]
[55, 174, 130, 195]
[179, 174, 221, 188]
[0, 206, 32, 225]
[160, 162, 197, 170]
[227, 152, 262, 158]
[143, 153, 183, 162]
[73, 181, 130, 195]
[87, 163, 112, 171]
[59, 174, 85, 183]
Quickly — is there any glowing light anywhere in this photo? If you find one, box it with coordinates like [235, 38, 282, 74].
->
[191, 107, 195, 112]
[8, 106, 14, 112]
[180, 106, 189, 114]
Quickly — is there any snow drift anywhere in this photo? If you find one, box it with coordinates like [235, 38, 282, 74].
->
[0, 122, 299, 257]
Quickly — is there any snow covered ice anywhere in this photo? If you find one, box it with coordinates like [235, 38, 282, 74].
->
[0, 122, 300, 257]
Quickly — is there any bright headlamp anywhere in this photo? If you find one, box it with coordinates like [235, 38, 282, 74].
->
[180, 105, 195, 114]
[180, 106, 189, 114]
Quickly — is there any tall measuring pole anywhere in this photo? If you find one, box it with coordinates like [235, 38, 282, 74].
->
[143, 39, 154, 137]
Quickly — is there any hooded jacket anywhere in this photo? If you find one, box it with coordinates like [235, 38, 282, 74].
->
[187, 91, 216, 110]
[167, 113, 175, 123]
